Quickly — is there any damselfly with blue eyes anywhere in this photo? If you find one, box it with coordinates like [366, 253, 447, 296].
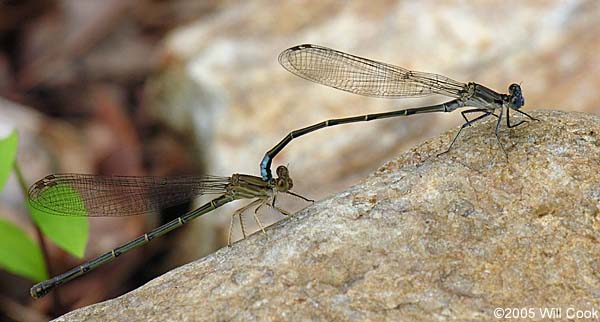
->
[260, 44, 538, 181]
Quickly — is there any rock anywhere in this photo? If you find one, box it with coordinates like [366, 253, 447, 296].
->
[53, 110, 600, 321]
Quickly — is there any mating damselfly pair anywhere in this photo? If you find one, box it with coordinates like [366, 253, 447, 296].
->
[29, 44, 535, 299]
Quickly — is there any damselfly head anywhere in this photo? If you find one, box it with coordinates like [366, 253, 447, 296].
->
[508, 83, 525, 109]
[274, 165, 293, 192]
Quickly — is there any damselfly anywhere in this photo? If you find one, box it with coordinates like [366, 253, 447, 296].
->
[260, 44, 537, 180]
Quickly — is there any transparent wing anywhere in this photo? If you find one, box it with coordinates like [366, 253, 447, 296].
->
[28, 174, 231, 217]
[279, 44, 466, 98]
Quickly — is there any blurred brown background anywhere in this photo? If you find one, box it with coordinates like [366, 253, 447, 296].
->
[1, 0, 599, 320]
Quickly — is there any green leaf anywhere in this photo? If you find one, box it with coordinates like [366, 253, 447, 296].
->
[0, 218, 48, 281]
[28, 183, 89, 258]
[0, 130, 18, 191]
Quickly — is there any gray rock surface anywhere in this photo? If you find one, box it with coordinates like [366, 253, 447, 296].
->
[54, 110, 600, 321]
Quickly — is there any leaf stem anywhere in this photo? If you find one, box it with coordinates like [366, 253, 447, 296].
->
[14, 163, 63, 310]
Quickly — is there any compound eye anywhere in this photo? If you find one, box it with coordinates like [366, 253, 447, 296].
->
[276, 165, 289, 178]
[507, 83, 524, 108]
[275, 177, 293, 191]
[276, 178, 285, 190]
[509, 83, 521, 94]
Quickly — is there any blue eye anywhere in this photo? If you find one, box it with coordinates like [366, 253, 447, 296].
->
[508, 84, 524, 108]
